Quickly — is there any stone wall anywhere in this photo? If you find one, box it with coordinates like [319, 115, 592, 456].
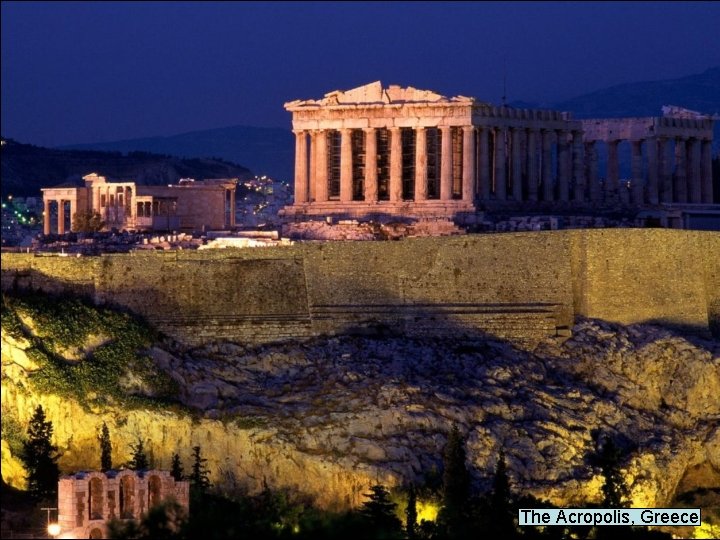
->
[2, 230, 718, 345]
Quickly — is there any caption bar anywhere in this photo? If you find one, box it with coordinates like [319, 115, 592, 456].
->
[518, 508, 701, 527]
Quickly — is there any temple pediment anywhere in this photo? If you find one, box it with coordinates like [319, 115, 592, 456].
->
[285, 81, 475, 108]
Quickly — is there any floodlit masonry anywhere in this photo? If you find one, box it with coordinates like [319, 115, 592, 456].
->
[282, 81, 715, 224]
[41, 173, 237, 233]
[57, 469, 189, 539]
[2, 230, 718, 347]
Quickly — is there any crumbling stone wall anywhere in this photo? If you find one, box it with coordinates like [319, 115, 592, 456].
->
[2, 230, 717, 345]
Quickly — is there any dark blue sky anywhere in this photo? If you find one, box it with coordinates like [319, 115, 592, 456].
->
[2, 1, 719, 147]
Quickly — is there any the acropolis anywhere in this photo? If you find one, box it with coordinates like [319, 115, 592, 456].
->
[282, 81, 715, 224]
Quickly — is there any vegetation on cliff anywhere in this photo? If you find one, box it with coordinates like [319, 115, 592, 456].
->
[1, 291, 179, 410]
[1, 289, 718, 538]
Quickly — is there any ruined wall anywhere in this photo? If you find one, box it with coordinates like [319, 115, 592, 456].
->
[570, 229, 719, 334]
[1, 230, 717, 345]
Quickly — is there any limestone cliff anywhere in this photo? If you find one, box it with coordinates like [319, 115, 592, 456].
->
[1, 293, 718, 511]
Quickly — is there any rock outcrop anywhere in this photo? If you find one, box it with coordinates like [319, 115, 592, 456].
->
[2, 299, 718, 510]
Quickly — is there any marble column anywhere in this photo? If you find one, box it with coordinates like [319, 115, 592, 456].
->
[511, 128, 522, 201]
[688, 138, 702, 204]
[701, 139, 714, 204]
[229, 189, 236, 227]
[673, 138, 687, 203]
[389, 127, 403, 202]
[293, 130, 308, 204]
[630, 140, 643, 205]
[462, 126, 475, 203]
[414, 127, 427, 201]
[57, 200, 65, 235]
[645, 138, 659, 205]
[43, 199, 51, 235]
[557, 131, 571, 202]
[572, 131, 585, 203]
[585, 142, 600, 203]
[440, 126, 453, 201]
[309, 131, 317, 202]
[494, 127, 507, 200]
[93, 186, 101, 214]
[606, 140, 620, 201]
[659, 137, 673, 203]
[478, 127, 491, 200]
[315, 131, 328, 202]
[340, 128, 353, 203]
[69, 198, 77, 231]
[364, 128, 378, 202]
[541, 130, 553, 202]
[527, 129, 538, 202]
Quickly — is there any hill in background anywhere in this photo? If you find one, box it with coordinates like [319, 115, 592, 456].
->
[0, 138, 253, 198]
[61, 125, 294, 185]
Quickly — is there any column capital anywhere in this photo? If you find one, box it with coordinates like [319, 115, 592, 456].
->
[292, 129, 306, 136]
[388, 126, 401, 132]
[462, 125, 475, 134]
[363, 127, 376, 133]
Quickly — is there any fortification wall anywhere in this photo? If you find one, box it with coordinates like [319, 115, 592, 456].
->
[570, 230, 719, 332]
[2, 230, 717, 345]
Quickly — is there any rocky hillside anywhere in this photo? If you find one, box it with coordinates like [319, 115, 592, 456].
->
[1, 292, 718, 513]
[0, 138, 253, 198]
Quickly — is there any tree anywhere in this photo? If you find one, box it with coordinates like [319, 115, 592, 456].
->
[489, 452, 517, 539]
[171, 452, 184, 481]
[129, 439, 149, 470]
[359, 484, 403, 539]
[598, 436, 630, 509]
[189, 446, 210, 492]
[108, 499, 187, 539]
[405, 484, 418, 539]
[21, 405, 60, 500]
[99, 422, 112, 471]
[439, 426, 470, 527]
[72, 210, 105, 233]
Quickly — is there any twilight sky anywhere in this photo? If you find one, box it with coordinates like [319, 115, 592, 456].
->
[2, 1, 719, 147]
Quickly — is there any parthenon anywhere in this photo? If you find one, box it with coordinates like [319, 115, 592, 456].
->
[282, 81, 715, 223]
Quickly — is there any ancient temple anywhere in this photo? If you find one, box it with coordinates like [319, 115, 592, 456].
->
[282, 81, 715, 224]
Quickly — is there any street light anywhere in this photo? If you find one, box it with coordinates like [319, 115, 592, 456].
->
[48, 522, 61, 537]
[42, 507, 60, 538]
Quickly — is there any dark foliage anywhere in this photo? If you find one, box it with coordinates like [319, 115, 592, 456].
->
[20, 405, 60, 501]
[99, 422, 112, 471]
